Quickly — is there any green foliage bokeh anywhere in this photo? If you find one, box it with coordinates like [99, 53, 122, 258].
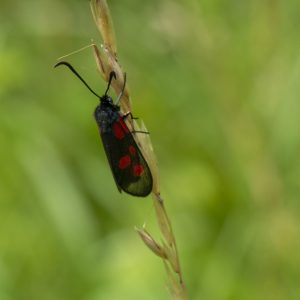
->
[1, 0, 300, 299]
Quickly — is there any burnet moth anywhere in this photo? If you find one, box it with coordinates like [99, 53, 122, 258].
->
[54, 61, 153, 197]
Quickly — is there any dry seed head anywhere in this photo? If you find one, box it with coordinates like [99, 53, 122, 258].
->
[135, 227, 167, 259]
[90, 0, 117, 55]
[153, 195, 174, 246]
[162, 241, 180, 274]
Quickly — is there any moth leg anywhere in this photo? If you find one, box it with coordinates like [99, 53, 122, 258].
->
[123, 112, 149, 134]
[123, 112, 139, 120]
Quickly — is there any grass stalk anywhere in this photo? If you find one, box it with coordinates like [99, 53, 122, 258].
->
[90, 1, 188, 298]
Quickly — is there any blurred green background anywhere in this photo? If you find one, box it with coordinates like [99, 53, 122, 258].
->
[1, 0, 300, 299]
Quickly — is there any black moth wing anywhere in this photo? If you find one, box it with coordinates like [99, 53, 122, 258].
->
[99, 115, 153, 197]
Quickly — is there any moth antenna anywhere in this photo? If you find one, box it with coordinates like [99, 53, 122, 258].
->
[104, 71, 117, 96]
[54, 61, 101, 98]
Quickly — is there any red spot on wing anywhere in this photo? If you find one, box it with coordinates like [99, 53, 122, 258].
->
[119, 117, 129, 133]
[113, 118, 130, 139]
[133, 164, 144, 177]
[119, 155, 131, 169]
[113, 122, 125, 139]
[129, 145, 136, 156]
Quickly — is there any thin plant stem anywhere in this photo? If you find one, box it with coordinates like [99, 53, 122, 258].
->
[90, 1, 188, 298]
